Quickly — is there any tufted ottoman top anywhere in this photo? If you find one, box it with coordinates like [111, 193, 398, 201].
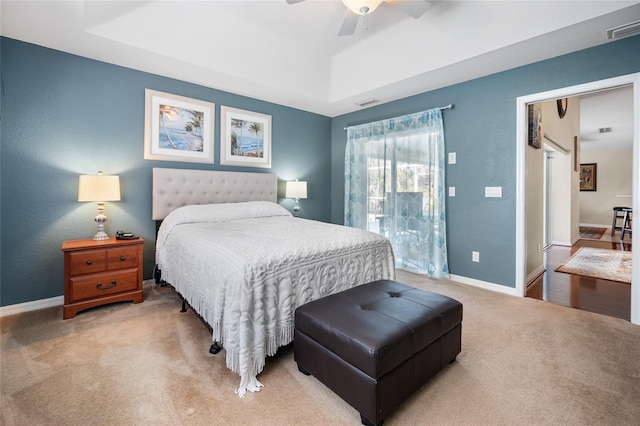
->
[295, 280, 463, 379]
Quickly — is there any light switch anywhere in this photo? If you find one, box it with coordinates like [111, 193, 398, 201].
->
[485, 186, 502, 198]
[448, 152, 457, 164]
[449, 187, 455, 197]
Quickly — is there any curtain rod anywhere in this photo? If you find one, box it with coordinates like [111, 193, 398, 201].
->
[344, 104, 454, 131]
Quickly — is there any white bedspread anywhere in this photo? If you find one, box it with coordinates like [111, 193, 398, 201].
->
[156, 202, 395, 396]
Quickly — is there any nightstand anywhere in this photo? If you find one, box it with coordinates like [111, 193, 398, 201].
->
[62, 237, 144, 319]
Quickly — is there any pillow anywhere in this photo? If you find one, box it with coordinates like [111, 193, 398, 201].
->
[156, 201, 292, 249]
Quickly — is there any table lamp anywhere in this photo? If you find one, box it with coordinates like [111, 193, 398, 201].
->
[78, 171, 121, 240]
[285, 180, 307, 216]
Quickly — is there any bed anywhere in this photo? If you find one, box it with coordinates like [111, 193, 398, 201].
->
[152, 167, 396, 396]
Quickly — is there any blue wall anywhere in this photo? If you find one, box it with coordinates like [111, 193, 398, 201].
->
[0, 37, 331, 306]
[331, 35, 640, 288]
[2, 35, 639, 306]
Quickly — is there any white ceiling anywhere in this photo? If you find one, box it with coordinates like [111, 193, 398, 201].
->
[579, 85, 634, 152]
[1, 1, 639, 118]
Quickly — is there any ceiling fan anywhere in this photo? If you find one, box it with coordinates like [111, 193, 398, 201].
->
[286, 0, 432, 37]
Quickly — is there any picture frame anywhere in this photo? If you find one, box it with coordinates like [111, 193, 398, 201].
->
[144, 89, 215, 164]
[527, 103, 542, 149]
[580, 163, 597, 191]
[220, 106, 272, 168]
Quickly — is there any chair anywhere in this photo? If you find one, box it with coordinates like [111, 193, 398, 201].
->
[620, 208, 633, 240]
[611, 207, 632, 239]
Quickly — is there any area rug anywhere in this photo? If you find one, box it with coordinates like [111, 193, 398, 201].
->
[555, 247, 632, 284]
[579, 226, 607, 240]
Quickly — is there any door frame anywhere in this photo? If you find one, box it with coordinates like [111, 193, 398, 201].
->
[515, 73, 640, 325]
[543, 150, 552, 250]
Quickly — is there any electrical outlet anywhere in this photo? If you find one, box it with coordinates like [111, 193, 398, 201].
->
[449, 187, 455, 197]
[472, 251, 480, 262]
[448, 152, 457, 164]
[537, 243, 541, 253]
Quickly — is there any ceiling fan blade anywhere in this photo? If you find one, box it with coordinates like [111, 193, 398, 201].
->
[285, 0, 306, 4]
[386, 0, 431, 19]
[338, 9, 360, 37]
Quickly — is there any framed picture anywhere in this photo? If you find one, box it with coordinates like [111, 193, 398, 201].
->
[580, 163, 597, 191]
[144, 89, 215, 164]
[527, 103, 542, 149]
[220, 106, 272, 168]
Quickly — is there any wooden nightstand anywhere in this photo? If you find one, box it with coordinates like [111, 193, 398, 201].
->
[62, 237, 144, 319]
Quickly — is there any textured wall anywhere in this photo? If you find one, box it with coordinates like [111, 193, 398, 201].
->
[580, 148, 634, 226]
[331, 35, 640, 288]
[0, 37, 331, 306]
[543, 98, 581, 246]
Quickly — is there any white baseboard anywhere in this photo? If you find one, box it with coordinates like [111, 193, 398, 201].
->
[526, 265, 546, 285]
[551, 240, 572, 247]
[449, 274, 518, 297]
[0, 296, 63, 318]
[0, 277, 520, 318]
[0, 279, 156, 318]
[580, 223, 611, 229]
[2, 277, 518, 317]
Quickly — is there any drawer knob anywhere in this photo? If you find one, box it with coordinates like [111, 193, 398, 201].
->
[120, 256, 126, 261]
[86, 260, 93, 265]
[97, 280, 117, 290]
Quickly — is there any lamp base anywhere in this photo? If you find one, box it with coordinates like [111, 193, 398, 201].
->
[92, 202, 110, 240]
[293, 199, 301, 217]
[92, 231, 110, 241]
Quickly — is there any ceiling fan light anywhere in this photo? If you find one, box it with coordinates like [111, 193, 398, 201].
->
[342, 0, 383, 15]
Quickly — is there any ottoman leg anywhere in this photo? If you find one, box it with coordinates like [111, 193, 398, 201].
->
[297, 364, 311, 376]
[361, 414, 382, 426]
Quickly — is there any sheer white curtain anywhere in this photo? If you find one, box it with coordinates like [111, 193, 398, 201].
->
[345, 109, 449, 278]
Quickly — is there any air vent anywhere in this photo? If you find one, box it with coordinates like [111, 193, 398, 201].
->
[355, 98, 380, 107]
[606, 20, 640, 40]
[599, 127, 612, 133]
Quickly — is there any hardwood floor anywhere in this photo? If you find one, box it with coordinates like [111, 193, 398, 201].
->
[526, 228, 632, 321]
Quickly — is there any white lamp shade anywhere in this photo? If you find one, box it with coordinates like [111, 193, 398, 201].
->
[286, 181, 307, 199]
[78, 173, 121, 202]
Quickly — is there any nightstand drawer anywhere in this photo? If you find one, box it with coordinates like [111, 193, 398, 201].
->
[70, 270, 139, 302]
[69, 250, 107, 275]
[107, 246, 139, 271]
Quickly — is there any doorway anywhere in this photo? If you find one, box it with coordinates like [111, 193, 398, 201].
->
[533, 88, 633, 320]
[515, 73, 640, 325]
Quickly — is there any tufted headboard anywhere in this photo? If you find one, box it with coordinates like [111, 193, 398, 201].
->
[152, 168, 278, 220]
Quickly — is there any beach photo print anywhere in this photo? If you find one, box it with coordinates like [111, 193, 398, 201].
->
[144, 89, 215, 164]
[220, 106, 272, 168]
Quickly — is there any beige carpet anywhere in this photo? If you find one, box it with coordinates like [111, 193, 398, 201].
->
[2, 270, 640, 425]
[556, 247, 632, 284]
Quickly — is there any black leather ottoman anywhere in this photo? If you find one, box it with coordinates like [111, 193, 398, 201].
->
[294, 280, 462, 426]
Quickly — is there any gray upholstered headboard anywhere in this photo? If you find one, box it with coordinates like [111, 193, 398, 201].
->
[152, 168, 278, 220]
